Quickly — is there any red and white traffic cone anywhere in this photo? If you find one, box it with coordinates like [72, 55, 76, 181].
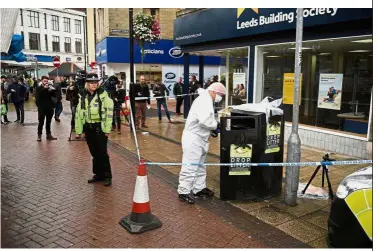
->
[119, 161, 162, 234]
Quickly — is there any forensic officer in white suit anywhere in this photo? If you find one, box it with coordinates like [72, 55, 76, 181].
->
[177, 82, 226, 204]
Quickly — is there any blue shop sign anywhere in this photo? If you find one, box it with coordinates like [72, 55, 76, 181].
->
[174, 8, 372, 46]
[95, 37, 221, 65]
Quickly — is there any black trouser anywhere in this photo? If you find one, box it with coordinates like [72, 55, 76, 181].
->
[84, 123, 112, 179]
[112, 104, 121, 129]
[70, 103, 77, 129]
[14, 101, 25, 123]
[38, 108, 54, 135]
[25, 92, 29, 101]
[2, 101, 9, 122]
[176, 97, 183, 114]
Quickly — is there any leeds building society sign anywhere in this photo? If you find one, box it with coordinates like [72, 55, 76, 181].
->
[236, 8, 338, 30]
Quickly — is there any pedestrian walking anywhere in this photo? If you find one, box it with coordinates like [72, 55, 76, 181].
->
[1, 75, 11, 124]
[75, 73, 114, 187]
[177, 82, 226, 204]
[7, 77, 26, 125]
[53, 78, 63, 122]
[66, 80, 80, 139]
[23, 79, 30, 101]
[153, 78, 172, 123]
[35, 76, 57, 141]
[134, 75, 150, 130]
[112, 80, 126, 134]
[173, 77, 184, 115]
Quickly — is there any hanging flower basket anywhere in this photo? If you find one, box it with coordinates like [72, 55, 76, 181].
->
[133, 12, 161, 63]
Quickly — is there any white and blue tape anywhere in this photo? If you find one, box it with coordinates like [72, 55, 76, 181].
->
[142, 159, 372, 167]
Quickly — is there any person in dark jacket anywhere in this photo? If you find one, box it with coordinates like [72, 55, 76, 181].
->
[153, 79, 172, 123]
[1, 75, 11, 124]
[7, 77, 26, 125]
[173, 77, 184, 115]
[53, 78, 63, 122]
[112, 80, 126, 134]
[35, 76, 57, 141]
[66, 80, 80, 137]
[134, 75, 150, 129]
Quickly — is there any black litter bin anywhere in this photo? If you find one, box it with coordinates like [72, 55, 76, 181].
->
[219, 109, 284, 201]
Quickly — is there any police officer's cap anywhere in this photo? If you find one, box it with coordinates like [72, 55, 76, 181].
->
[86, 73, 100, 82]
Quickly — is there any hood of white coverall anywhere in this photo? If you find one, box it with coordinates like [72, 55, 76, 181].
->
[182, 88, 218, 145]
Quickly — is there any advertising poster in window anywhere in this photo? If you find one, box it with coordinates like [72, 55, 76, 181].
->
[317, 74, 343, 110]
[265, 122, 281, 154]
[162, 65, 179, 98]
[229, 144, 252, 175]
[283, 73, 302, 105]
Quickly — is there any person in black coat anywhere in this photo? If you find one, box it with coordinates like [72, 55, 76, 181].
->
[53, 78, 63, 122]
[35, 76, 57, 141]
[112, 80, 126, 134]
[1, 75, 10, 124]
[7, 77, 26, 125]
[153, 79, 172, 123]
[66, 80, 79, 136]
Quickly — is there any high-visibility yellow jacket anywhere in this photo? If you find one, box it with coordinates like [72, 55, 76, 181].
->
[75, 88, 114, 134]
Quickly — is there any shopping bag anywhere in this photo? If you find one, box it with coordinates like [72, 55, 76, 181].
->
[1, 104, 7, 116]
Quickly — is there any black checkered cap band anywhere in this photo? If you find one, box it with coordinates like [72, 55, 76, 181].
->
[86, 74, 100, 82]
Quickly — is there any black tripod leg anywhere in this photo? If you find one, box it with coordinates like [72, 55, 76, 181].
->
[302, 165, 322, 194]
[324, 167, 334, 200]
[321, 165, 325, 188]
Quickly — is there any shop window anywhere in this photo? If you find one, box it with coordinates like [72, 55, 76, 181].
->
[259, 36, 372, 137]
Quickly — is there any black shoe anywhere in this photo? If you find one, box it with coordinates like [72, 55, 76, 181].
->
[37, 134, 42, 142]
[88, 176, 104, 183]
[178, 194, 195, 204]
[14, 120, 20, 123]
[104, 178, 112, 187]
[194, 188, 214, 198]
[55, 117, 61, 122]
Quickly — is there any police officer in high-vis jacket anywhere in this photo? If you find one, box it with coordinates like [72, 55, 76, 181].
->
[75, 73, 114, 186]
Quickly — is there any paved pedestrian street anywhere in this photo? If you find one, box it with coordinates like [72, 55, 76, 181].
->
[1, 101, 368, 248]
[2, 103, 309, 248]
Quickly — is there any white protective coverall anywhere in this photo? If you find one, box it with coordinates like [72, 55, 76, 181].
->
[177, 88, 218, 195]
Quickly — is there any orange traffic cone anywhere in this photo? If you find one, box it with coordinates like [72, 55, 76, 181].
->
[119, 161, 162, 234]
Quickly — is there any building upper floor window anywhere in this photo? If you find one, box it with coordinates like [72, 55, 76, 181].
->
[64, 37, 71, 53]
[74, 19, 81, 34]
[43, 13, 47, 29]
[52, 35, 60, 52]
[21, 31, 24, 49]
[19, 9, 23, 26]
[29, 32, 40, 50]
[75, 38, 82, 54]
[52, 15, 59, 31]
[63, 17, 71, 33]
[45, 34, 48, 51]
[28, 11, 39, 28]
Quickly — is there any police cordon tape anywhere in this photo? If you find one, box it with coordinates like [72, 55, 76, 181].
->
[141, 159, 372, 167]
[134, 93, 199, 101]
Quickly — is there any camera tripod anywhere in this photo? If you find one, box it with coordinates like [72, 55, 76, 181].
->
[301, 154, 335, 200]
